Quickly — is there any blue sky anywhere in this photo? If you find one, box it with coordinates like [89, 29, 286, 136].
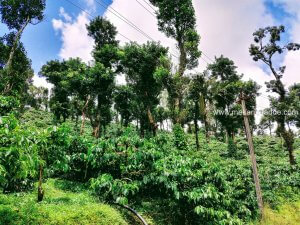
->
[0, 0, 295, 77]
[0, 0, 111, 74]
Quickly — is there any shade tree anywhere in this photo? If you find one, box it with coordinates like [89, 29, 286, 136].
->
[0, 0, 46, 93]
[249, 25, 300, 165]
[208, 56, 259, 142]
[120, 41, 170, 136]
[149, 0, 201, 125]
[0, 33, 33, 98]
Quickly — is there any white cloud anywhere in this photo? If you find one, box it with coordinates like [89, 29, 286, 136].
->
[105, 0, 275, 116]
[43, 0, 299, 123]
[104, 0, 179, 64]
[52, 9, 94, 63]
[59, 7, 72, 22]
[33, 6, 95, 89]
[84, 0, 96, 11]
[32, 76, 53, 89]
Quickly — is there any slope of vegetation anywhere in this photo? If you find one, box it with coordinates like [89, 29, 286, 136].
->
[0, 0, 300, 224]
[0, 179, 128, 225]
[1, 111, 299, 224]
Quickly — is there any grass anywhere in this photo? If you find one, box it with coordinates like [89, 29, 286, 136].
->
[254, 201, 300, 225]
[0, 179, 128, 225]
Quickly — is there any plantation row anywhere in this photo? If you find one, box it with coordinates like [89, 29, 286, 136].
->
[1, 0, 300, 224]
[0, 107, 299, 224]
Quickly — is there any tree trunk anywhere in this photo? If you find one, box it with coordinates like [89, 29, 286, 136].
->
[80, 95, 90, 135]
[93, 123, 100, 138]
[6, 18, 30, 69]
[140, 117, 145, 137]
[281, 129, 296, 165]
[37, 164, 44, 202]
[194, 101, 200, 150]
[174, 97, 181, 124]
[269, 63, 295, 166]
[178, 39, 187, 78]
[241, 96, 264, 215]
[147, 107, 157, 136]
[194, 118, 199, 151]
[173, 38, 187, 126]
[201, 98, 210, 142]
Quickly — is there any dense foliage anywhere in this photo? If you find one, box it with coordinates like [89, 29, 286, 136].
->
[1, 113, 299, 224]
[0, 0, 300, 224]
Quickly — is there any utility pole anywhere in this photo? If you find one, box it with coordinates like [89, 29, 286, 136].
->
[240, 92, 264, 215]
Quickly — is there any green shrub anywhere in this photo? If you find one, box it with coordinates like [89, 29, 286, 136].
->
[173, 124, 187, 150]
[0, 114, 38, 192]
[0, 179, 128, 225]
[0, 96, 19, 116]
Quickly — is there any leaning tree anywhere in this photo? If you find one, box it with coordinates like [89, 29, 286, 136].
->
[249, 26, 300, 165]
[0, 0, 46, 93]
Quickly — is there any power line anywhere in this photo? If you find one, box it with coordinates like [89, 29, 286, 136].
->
[141, 0, 156, 12]
[95, 0, 216, 65]
[135, 0, 156, 17]
[62, 0, 179, 60]
[202, 52, 214, 62]
[64, 0, 212, 67]
[200, 55, 210, 64]
[94, 0, 155, 41]
[60, 0, 265, 112]
[63, 0, 267, 113]
[93, 0, 182, 59]
[63, 0, 131, 42]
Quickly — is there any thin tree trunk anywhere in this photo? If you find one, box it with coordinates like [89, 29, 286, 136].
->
[147, 107, 157, 136]
[194, 119, 199, 150]
[80, 95, 91, 135]
[6, 17, 30, 70]
[281, 129, 296, 165]
[174, 97, 181, 124]
[140, 119, 145, 138]
[37, 164, 44, 202]
[241, 95, 264, 215]
[194, 101, 200, 150]
[269, 63, 295, 166]
[173, 38, 187, 126]
[93, 123, 100, 138]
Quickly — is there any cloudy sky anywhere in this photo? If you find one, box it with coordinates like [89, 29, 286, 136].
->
[0, 0, 299, 111]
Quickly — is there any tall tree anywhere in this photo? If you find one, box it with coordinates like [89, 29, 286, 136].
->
[150, 0, 201, 125]
[87, 16, 120, 70]
[85, 63, 115, 137]
[0, 0, 45, 93]
[188, 73, 211, 148]
[0, 33, 33, 99]
[208, 56, 259, 141]
[249, 26, 300, 165]
[114, 85, 135, 127]
[121, 42, 170, 136]
[86, 17, 120, 137]
[288, 84, 300, 128]
[40, 59, 87, 123]
[188, 75, 201, 150]
[208, 56, 243, 140]
[189, 72, 211, 141]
